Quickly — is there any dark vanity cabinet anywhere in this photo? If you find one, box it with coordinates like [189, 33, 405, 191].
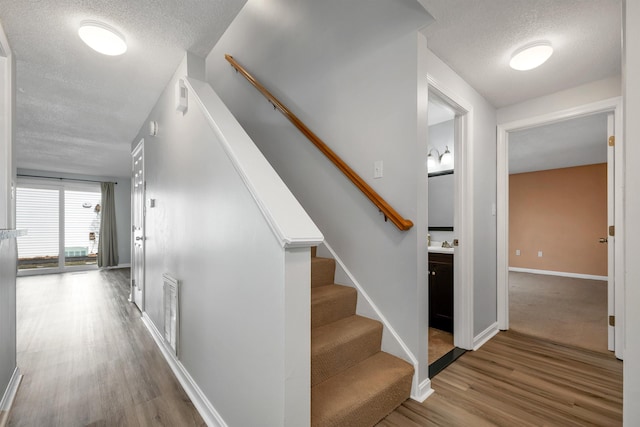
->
[428, 252, 453, 333]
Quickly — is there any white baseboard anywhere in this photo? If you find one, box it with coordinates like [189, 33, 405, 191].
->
[141, 313, 227, 427]
[0, 367, 22, 421]
[104, 263, 131, 269]
[509, 267, 606, 281]
[473, 322, 499, 351]
[413, 378, 434, 403]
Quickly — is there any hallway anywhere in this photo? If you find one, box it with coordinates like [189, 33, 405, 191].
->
[8, 269, 203, 426]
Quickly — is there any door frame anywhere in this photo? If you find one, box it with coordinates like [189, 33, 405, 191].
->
[496, 96, 624, 359]
[131, 139, 145, 310]
[428, 75, 474, 350]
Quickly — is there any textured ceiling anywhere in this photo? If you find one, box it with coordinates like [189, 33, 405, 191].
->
[0, 0, 247, 178]
[509, 112, 608, 174]
[0, 0, 623, 179]
[421, 0, 621, 108]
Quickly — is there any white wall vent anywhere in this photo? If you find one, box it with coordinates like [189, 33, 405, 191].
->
[163, 273, 180, 357]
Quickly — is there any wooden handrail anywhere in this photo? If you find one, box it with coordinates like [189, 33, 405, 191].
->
[225, 54, 414, 231]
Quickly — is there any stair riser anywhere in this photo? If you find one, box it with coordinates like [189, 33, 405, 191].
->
[311, 258, 336, 288]
[331, 373, 412, 427]
[311, 368, 413, 427]
[312, 325, 382, 386]
[311, 291, 357, 328]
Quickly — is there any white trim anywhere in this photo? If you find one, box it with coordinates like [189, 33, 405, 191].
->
[141, 313, 227, 427]
[185, 77, 323, 249]
[427, 75, 475, 350]
[414, 378, 435, 403]
[473, 322, 499, 351]
[497, 97, 624, 356]
[509, 267, 607, 281]
[104, 263, 131, 269]
[318, 242, 425, 399]
[0, 367, 22, 413]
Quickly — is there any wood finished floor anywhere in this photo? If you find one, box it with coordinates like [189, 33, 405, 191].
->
[378, 330, 622, 426]
[8, 269, 204, 427]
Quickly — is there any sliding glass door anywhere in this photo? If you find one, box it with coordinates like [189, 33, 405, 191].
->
[16, 179, 101, 274]
[64, 189, 101, 267]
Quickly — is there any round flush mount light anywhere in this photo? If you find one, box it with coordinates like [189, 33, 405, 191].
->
[78, 21, 127, 56]
[509, 41, 553, 71]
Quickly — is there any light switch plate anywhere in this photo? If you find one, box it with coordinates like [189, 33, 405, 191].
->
[374, 161, 383, 178]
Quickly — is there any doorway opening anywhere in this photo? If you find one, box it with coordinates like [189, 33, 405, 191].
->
[497, 98, 624, 360]
[426, 83, 473, 377]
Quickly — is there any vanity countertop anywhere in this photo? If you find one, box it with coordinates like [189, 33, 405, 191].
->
[428, 246, 454, 254]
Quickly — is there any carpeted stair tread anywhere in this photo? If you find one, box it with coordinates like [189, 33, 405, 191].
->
[311, 351, 414, 427]
[311, 257, 336, 288]
[311, 285, 357, 328]
[311, 315, 382, 386]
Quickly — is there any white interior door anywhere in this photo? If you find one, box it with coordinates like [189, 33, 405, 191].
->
[606, 113, 615, 352]
[132, 140, 145, 311]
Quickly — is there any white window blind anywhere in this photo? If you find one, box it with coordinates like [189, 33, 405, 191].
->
[16, 187, 59, 259]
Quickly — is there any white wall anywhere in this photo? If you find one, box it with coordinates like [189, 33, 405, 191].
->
[15, 169, 132, 265]
[623, 1, 640, 424]
[132, 52, 320, 426]
[425, 49, 498, 337]
[206, 0, 434, 390]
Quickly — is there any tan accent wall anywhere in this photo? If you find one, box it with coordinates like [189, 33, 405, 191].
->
[509, 163, 607, 276]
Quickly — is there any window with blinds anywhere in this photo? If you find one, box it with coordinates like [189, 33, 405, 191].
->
[16, 187, 60, 268]
[16, 181, 101, 271]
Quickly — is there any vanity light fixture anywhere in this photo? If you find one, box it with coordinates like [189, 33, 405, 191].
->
[440, 146, 453, 167]
[78, 21, 127, 56]
[427, 148, 438, 170]
[427, 147, 454, 171]
[509, 41, 553, 71]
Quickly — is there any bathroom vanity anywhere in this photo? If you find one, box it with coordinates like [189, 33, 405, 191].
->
[428, 251, 453, 333]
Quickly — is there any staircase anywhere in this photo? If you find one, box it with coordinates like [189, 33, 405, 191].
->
[310, 249, 414, 426]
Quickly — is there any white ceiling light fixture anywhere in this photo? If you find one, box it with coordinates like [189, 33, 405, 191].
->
[509, 41, 553, 71]
[78, 21, 127, 56]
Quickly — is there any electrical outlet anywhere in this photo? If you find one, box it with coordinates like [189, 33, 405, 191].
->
[374, 161, 383, 178]
[515, 249, 520, 256]
[538, 251, 543, 257]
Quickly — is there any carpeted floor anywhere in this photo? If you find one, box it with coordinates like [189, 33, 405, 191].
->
[509, 271, 608, 353]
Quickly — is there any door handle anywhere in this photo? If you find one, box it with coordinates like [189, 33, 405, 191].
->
[599, 237, 608, 243]
[135, 236, 143, 241]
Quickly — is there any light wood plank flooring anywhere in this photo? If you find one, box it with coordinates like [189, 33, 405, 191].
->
[378, 330, 622, 426]
[8, 269, 204, 427]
